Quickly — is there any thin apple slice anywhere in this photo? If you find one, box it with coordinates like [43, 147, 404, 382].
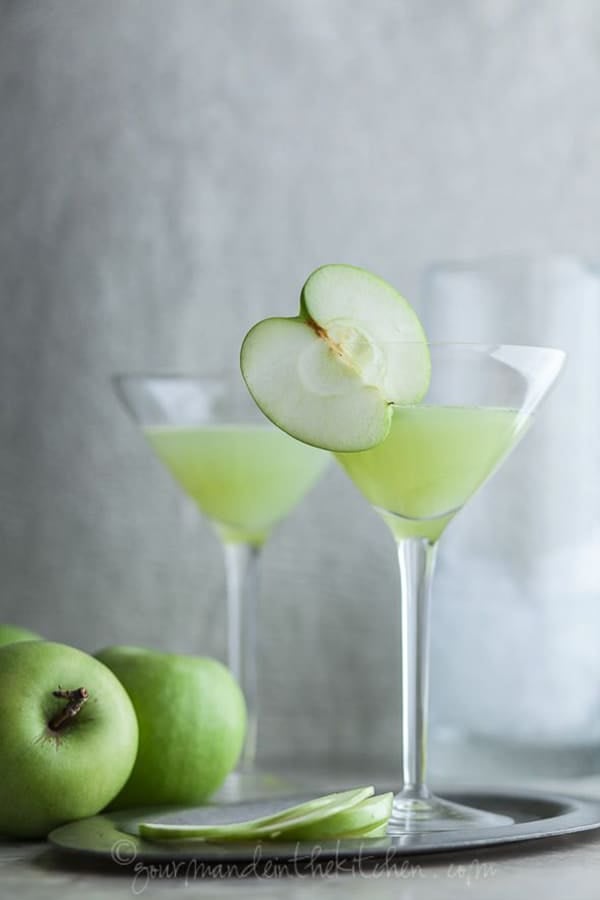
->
[278, 791, 393, 841]
[240, 264, 430, 452]
[236, 786, 374, 837]
[354, 821, 388, 837]
[138, 786, 374, 842]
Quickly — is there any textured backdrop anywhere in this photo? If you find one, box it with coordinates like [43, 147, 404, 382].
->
[1, 0, 599, 772]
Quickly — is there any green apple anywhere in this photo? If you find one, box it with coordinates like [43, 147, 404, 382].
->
[240, 264, 430, 451]
[0, 623, 42, 646]
[95, 646, 246, 808]
[0, 641, 138, 839]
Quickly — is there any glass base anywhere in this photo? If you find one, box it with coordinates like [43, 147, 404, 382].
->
[388, 788, 514, 834]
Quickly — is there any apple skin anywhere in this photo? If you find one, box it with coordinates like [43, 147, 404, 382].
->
[95, 646, 247, 809]
[0, 624, 42, 646]
[0, 641, 139, 839]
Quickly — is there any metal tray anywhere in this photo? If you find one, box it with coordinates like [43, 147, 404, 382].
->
[48, 787, 600, 873]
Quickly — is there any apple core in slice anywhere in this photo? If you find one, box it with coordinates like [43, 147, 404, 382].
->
[240, 264, 430, 452]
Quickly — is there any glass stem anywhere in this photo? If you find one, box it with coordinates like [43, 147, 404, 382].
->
[396, 537, 438, 801]
[222, 541, 261, 771]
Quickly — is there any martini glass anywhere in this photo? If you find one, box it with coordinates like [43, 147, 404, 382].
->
[114, 375, 329, 773]
[330, 343, 565, 834]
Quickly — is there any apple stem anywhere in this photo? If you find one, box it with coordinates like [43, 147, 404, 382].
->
[48, 687, 89, 731]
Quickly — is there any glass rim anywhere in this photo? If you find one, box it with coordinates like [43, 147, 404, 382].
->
[425, 251, 600, 270]
[111, 372, 232, 386]
[112, 341, 566, 385]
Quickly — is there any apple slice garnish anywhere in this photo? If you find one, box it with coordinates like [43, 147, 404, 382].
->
[240, 264, 430, 451]
[278, 791, 393, 840]
[137, 786, 386, 842]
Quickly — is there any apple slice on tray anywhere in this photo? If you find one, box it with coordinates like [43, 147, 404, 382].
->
[279, 790, 393, 841]
[240, 264, 430, 452]
[135, 786, 393, 843]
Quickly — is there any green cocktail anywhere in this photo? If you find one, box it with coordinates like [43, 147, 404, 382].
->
[336, 405, 528, 542]
[145, 424, 328, 546]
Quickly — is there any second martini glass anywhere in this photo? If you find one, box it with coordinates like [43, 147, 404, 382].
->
[114, 375, 329, 772]
[332, 342, 565, 833]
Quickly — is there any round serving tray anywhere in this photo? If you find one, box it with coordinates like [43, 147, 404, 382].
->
[48, 787, 600, 873]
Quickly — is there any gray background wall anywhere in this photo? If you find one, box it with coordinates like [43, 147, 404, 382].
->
[1, 0, 599, 772]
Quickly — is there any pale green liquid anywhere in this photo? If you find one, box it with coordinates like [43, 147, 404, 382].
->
[336, 405, 528, 542]
[144, 424, 329, 546]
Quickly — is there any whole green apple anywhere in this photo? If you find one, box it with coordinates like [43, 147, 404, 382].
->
[0, 641, 139, 838]
[95, 646, 246, 808]
[0, 623, 42, 646]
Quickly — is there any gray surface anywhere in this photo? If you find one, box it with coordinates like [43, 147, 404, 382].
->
[1, 0, 600, 772]
[4, 838, 600, 900]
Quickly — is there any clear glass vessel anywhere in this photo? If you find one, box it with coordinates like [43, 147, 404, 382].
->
[331, 343, 565, 833]
[113, 374, 329, 771]
[421, 257, 600, 779]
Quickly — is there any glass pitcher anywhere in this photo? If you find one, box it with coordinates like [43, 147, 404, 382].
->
[419, 255, 600, 780]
